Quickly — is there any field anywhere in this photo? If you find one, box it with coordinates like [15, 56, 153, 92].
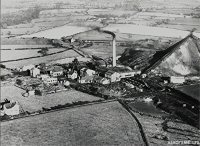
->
[1, 0, 200, 39]
[19, 25, 91, 39]
[1, 48, 66, 62]
[104, 24, 191, 38]
[1, 85, 101, 112]
[1, 101, 144, 146]
[2, 49, 80, 68]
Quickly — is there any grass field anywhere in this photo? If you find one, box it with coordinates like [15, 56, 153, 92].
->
[1, 85, 101, 112]
[1, 101, 144, 146]
[1, 48, 66, 62]
[2, 49, 80, 68]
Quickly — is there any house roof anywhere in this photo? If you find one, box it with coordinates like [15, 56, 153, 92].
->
[46, 65, 63, 72]
[108, 66, 132, 73]
[52, 66, 63, 72]
[81, 75, 94, 82]
[105, 70, 118, 75]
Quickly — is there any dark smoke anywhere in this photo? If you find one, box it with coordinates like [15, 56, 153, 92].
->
[93, 27, 116, 39]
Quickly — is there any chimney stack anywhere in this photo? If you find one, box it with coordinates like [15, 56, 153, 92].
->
[112, 37, 116, 67]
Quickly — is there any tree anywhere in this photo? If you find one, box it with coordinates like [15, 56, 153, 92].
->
[38, 48, 49, 56]
[0, 64, 6, 68]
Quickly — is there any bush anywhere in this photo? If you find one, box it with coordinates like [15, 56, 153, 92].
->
[0, 64, 6, 68]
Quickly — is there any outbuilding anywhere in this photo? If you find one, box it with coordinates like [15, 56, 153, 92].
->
[170, 76, 185, 84]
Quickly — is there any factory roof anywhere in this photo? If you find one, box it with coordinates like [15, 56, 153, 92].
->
[108, 66, 132, 73]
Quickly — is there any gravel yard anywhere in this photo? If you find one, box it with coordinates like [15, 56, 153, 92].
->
[1, 101, 144, 146]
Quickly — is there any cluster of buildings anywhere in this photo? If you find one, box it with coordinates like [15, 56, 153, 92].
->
[14, 56, 142, 96]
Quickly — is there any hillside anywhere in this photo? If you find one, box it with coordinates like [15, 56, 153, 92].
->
[120, 34, 200, 76]
[143, 34, 200, 76]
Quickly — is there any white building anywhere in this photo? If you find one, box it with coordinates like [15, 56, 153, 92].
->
[44, 77, 58, 84]
[22, 64, 35, 71]
[39, 74, 50, 81]
[80, 68, 96, 76]
[30, 67, 40, 77]
[170, 76, 185, 84]
[100, 78, 110, 85]
[105, 70, 121, 82]
[93, 76, 110, 85]
[120, 71, 136, 79]
[3, 101, 21, 116]
[51, 66, 64, 77]
[28, 90, 35, 96]
[68, 71, 78, 80]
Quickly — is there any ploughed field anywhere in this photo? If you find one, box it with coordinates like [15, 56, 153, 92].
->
[1, 101, 144, 146]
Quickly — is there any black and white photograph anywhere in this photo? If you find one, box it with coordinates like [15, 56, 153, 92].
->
[1, 0, 200, 145]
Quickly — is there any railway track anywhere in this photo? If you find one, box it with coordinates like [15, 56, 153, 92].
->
[118, 99, 150, 146]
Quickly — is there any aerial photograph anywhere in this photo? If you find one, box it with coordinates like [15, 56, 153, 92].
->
[0, 0, 200, 145]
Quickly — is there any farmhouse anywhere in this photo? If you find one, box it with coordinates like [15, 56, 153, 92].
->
[80, 67, 96, 76]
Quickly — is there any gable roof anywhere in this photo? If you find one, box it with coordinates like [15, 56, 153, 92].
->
[52, 66, 63, 72]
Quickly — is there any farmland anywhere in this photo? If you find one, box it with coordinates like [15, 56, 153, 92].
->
[1, 101, 144, 146]
[2, 49, 80, 68]
[1, 0, 200, 39]
[1, 48, 66, 62]
[1, 85, 101, 112]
